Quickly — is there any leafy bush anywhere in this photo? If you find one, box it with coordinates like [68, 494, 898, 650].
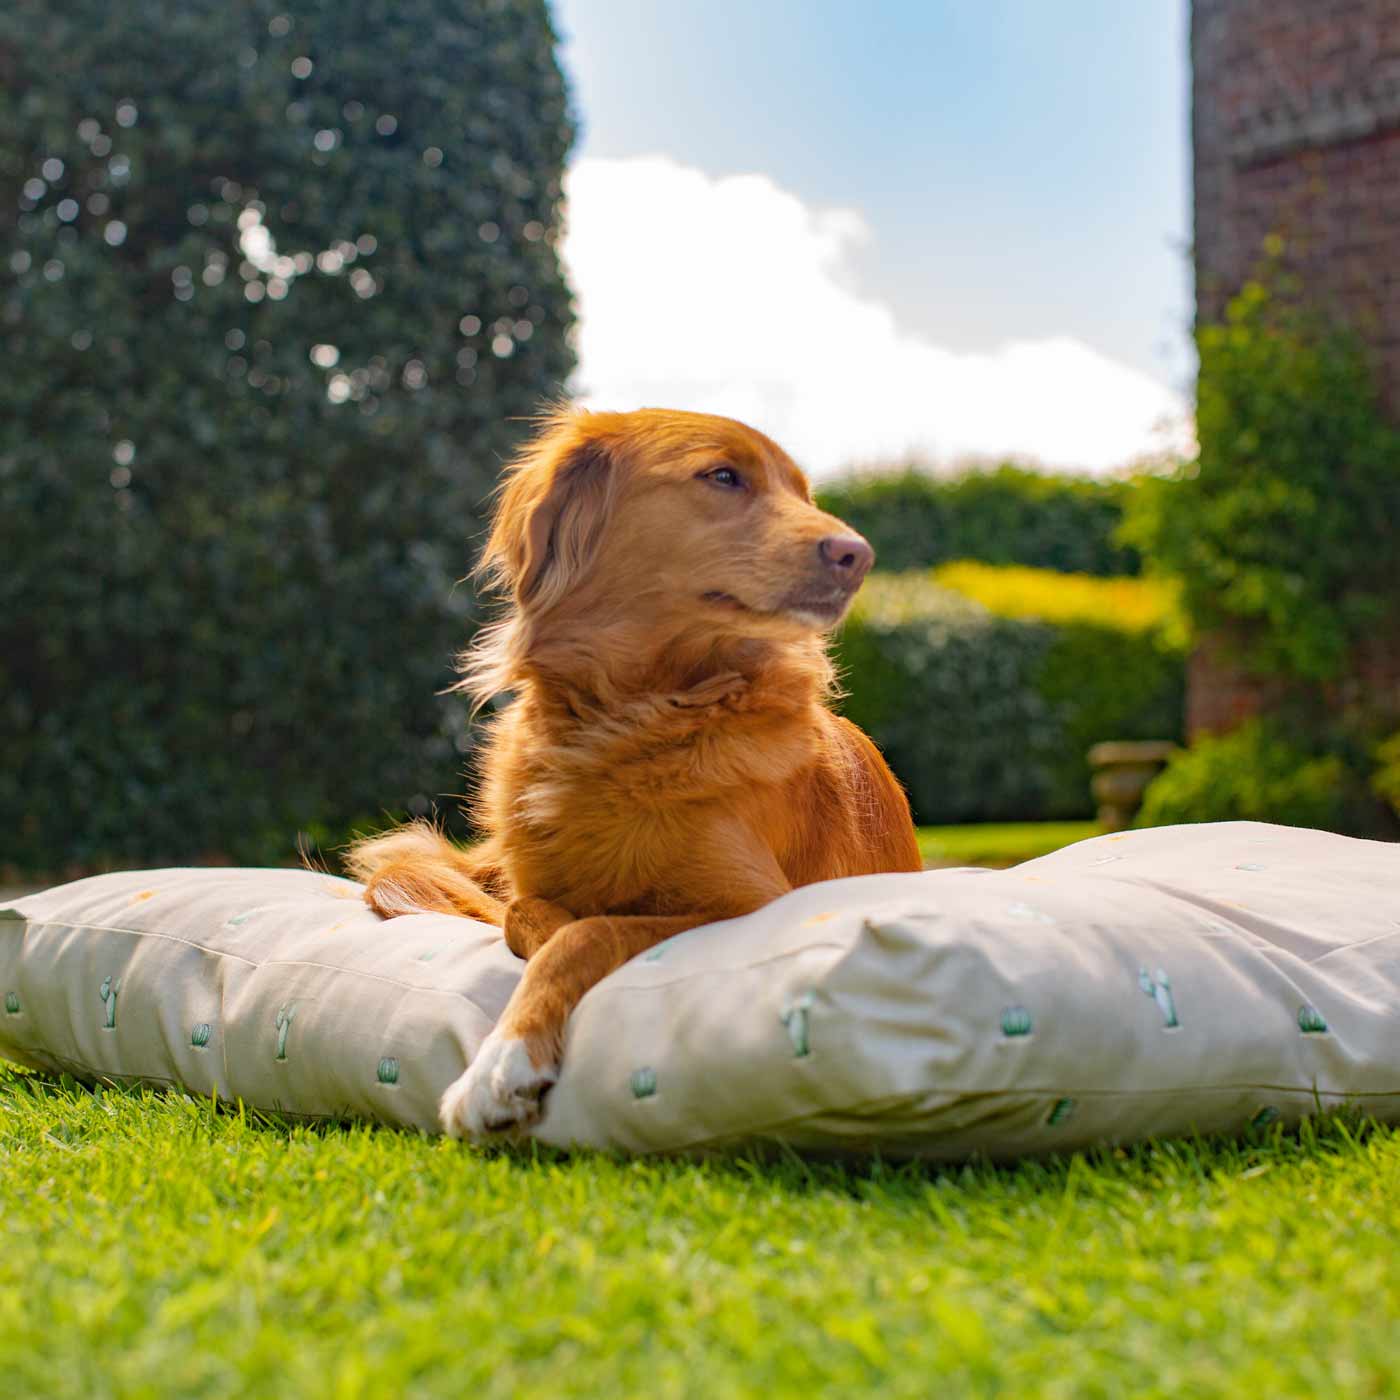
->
[0, 0, 575, 871]
[836, 569, 1185, 823]
[816, 464, 1141, 577]
[1373, 732, 1400, 820]
[1121, 273, 1400, 681]
[1135, 719, 1348, 831]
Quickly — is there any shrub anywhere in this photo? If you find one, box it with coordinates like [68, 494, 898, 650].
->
[1373, 732, 1400, 820]
[1135, 719, 1348, 831]
[836, 569, 1185, 823]
[1121, 272, 1400, 681]
[816, 464, 1140, 577]
[0, 0, 575, 871]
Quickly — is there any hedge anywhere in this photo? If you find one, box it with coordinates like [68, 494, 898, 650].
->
[836, 568, 1185, 823]
[816, 463, 1141, 577]
[930, 561, 1181, 636]
[0, 0, 575, 872]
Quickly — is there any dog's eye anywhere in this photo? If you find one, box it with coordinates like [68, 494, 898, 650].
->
[702, 466, 744, 489]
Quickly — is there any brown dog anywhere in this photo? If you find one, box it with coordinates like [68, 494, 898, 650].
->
[348, 407, 920, 1138]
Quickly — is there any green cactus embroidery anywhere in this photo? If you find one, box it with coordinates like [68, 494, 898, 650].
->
[642, 930, 696, 963]
[4, 991, 18, 1016]
[1251, 1106, 1280, 1129]
[1000, 1005, 1033, 1037]
[191, 1022, 212, 1049]
[1297, 1004, 1328, 1034]
[274, 1003, 296, 1061]
[781, 993, 814, 1057]
[630, 1066, 657, 1099]
[377, 1056, 400, 1085]
[98, 975, 121, 1029]
[1138, 968, 1179, 1028]
[1047, 1097, 1076, 1127]
[225, 911, 254, 927]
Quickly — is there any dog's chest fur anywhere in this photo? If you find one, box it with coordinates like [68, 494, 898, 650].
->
[485, 684, 823, 913]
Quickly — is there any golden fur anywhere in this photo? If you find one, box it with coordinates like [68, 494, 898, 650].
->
[347, 406, 920, 1134]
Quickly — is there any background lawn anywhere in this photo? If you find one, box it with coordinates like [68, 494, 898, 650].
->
[4, 1067, 1399, 1398]
[916, 821, 1103, 868]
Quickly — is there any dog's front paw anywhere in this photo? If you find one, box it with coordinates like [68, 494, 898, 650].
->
[441, 1028, 557, 1141]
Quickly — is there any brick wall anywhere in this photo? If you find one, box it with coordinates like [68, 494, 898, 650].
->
[1190, 0, 1400, 734]
[1193, 0, 1400, 409]
[1187, 632, 1400, 736]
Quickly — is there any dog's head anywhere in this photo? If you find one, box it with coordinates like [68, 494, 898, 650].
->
[482, 406, 871, 620]
[463, 407, 873, 704]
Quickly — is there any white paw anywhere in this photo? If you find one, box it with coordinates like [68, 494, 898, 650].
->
[440, 1029, 557, 1141]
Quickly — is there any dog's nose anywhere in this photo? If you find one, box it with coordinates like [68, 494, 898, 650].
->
[818, 534, 874, 584]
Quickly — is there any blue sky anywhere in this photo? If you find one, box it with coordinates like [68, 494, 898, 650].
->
[550, 1, 1192, 474]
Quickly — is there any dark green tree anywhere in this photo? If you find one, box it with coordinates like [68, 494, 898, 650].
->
[0, 0, 576, 870]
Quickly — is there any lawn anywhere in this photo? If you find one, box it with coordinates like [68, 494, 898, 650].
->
[5, 1066, 1400, 1398]
[916, 820, 1103, 868]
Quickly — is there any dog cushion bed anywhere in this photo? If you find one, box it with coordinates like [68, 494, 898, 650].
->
[2, 821, 1398, 1158]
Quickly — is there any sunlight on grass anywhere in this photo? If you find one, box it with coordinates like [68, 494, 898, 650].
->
[3, 1067, 1399, 1396]
[916, 821, 1102, 867]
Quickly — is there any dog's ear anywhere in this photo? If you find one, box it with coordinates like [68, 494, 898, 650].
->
[515, 438, 612, 604]
[481, 417, 615, 607]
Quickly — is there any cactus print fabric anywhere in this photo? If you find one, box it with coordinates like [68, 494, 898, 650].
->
[0, 867, 519, 1133]
[535, 821, 1400, 1157]
[1, 823, 1398, 1159]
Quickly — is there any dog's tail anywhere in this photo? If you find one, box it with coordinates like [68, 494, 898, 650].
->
[344, 821, 508, 924]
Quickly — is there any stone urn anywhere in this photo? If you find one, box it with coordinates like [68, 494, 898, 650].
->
[1088, 741, 1178, 832]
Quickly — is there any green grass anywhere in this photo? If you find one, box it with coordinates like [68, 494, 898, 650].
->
[5, 1067, 1400, 1398]
[916, 820, 1102, 868]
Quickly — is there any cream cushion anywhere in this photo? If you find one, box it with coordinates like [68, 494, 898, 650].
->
[0, 868, 519, 1133]
[2, 822, 1398, 1157]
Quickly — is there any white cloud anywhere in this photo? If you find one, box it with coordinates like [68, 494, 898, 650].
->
[561, 156, 1190, 478]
